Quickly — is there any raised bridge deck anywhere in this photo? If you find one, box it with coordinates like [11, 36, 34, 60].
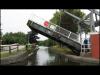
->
[27, 17, 81, 55]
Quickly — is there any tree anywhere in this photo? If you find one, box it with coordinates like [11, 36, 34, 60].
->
[50, 11, 61, 26]
[60, 9, 85, 33]
[49, 9, 91, 47]
[2, 32, 27, 44]
[50, 9, 91, 34]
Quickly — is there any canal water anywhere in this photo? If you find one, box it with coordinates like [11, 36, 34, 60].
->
[11, 46, 98, 66]
[26, 46, 79, 66]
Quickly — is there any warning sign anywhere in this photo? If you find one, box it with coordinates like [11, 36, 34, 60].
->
[44, 21, 49, 27]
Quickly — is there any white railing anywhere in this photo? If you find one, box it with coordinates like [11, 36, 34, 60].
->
[81, 44, 91, 53]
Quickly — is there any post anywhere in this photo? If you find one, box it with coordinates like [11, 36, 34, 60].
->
[90, 11, 95, 32]
[26, 44, 28, 51]
[9, 45, 11, 54]
[68, 32, 71, 38]
[78, 23, 83, 55]
[0, 10, 1, 53]
[28, 32, 30, 44]
[17, 43, 19, 52]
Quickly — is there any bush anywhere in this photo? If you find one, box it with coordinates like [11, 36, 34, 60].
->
[2, 32, 27, 45]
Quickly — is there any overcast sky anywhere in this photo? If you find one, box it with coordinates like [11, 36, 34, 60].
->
[1, 9, 57, 41]
[1, 9, 99, 41]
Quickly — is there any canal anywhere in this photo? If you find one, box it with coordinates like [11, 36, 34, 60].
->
[26, 46, 79, 66]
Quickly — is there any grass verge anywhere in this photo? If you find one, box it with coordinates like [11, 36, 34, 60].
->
[1, 48, 26, 58]
[50, 45, 75, 55]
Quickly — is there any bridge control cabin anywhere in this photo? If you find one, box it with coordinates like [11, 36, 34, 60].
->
[90, 32, 100, 59]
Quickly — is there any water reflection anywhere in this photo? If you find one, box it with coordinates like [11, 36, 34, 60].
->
[34, 46, 79, 66]
[36, 46, 55, 66]
[12, 46, 79, 66]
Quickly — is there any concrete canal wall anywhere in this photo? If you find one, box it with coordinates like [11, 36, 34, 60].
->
[62, 54, 99, 65]
[49, 47, 99, 65]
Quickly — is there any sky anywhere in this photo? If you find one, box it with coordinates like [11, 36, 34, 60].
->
[1, 9, 57, 41]
[1, 9, 99, 41]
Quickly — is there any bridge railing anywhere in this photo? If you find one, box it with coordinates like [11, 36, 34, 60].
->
[29, 13, 80, 43]
[55, 25, 80, 43]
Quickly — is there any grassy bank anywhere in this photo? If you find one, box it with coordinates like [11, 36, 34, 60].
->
[1, 48, 26, 58]
[49, 45, 75, 55]
[1, 44, 37, 58]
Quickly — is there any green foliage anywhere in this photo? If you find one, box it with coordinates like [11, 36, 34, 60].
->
[49, 9, 90, 47]
[65, 9, 85, 18]
[50, 9, 90, 33]
[47, 39, 56, 46]
[50, 45, 75, 54]
[38, 39, 57, 46]
[38, 40, 46, 46]
[50, 11, 61, 26]
[38, 39, 49, 46]
[2, 32, 27, 44]
[60, 9, 85, 33]
[1, 47, 25, 58]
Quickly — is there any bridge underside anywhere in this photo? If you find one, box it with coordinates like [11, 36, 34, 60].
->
[27, 20, 81, 55]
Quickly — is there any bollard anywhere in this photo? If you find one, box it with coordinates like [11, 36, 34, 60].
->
[17, 44, 19, 52]
[9, 46, 11, 54]
[26, 44, 28, 51]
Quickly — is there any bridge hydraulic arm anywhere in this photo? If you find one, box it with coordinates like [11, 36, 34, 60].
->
[60, 9, 81, 21]
[59, 9, 99, 32]
[59, 9, 91, 26]
[60, 9, 100, 25]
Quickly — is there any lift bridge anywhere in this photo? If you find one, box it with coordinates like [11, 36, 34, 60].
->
[27, 9, 100, 55]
